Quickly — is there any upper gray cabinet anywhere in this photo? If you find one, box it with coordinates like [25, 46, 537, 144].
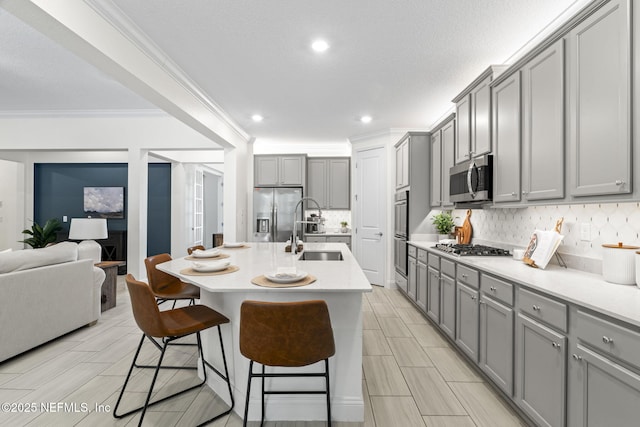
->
[453, 66, 507, 164]
[395, 138, 410, 189]
[430, 114, 456, 208]
[306, 157, 350, 209]
[255, 155, 305, 187]
[567, 0, 631, 197]
[522, 38, 565, 201]
[492, 72, 522, 203]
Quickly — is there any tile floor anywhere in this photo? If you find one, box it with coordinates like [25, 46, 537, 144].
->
[0, 279, 530, 426]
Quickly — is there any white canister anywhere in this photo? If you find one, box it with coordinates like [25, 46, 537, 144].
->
[602, 242, 639, 285]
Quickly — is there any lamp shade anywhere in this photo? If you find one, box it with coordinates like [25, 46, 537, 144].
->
[68, 218, 108, 240]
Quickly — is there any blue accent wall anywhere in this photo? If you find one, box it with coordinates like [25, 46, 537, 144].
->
[33, 163, 171, 256]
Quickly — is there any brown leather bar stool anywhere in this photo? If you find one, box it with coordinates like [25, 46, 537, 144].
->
[145, 253, 200, 307]
[239, 300, 335, 426]
[114, 274, 234, 426]
[187, 245, 206, 255]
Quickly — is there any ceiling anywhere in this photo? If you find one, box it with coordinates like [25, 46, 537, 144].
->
[0, 0, 587, 145]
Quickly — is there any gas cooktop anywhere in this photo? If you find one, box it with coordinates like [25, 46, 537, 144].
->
[434, 243, 511, 257]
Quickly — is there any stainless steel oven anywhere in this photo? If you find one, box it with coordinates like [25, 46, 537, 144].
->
[394, 191, 408, 276]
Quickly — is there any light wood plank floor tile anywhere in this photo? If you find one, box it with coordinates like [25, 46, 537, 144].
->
[1, 350, 94, 390]
[362, 379, 375, 427]
[387, 337, 433, 367]
[423, 415, 477, 427]
[362, 355, 410, 396]
[363, 330, 392, 356]
[365, 286, 391, 304]
[0, 339, 81, 375]
[406, 323, 449, 348]
[401, 367, 466, 416]
[396, 307, 428, 325]
[424, 348, 481, 382]
[370, 396, 425, 427]
[362, 310, 381, 330]
[370, 302, 398, 319]
[449, 382, 526, 427]
[385, 289, 414, 309]
[378, 317, 413, 338]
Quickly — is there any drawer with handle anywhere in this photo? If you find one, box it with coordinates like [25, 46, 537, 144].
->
[576, 310, 640, 369]
[441, 258, 455, 278]
[417, 249, 428, 264]
[480, 274, 514, 306]
[408, 245, 417, 258]
[519, 288, 567, 332]
[457, 264, 479, 289]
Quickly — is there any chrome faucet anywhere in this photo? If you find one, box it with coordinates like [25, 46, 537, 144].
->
[292, 197, 322, 254]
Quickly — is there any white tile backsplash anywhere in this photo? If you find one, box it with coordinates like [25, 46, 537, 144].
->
[430, 202, 640, 274]
[305, 210, 351, 231]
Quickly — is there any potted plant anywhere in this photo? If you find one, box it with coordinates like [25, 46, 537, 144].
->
[20, 218, 63, 248]
[432, 211, 455, 240]
[340, 221, 348, 233]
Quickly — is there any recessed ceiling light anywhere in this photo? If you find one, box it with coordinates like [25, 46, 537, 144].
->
[311, 39, 330, 53]
[252, 114, 263, 122]
[360, 115, 372, 123]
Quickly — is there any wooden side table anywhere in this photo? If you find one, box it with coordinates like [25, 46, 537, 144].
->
[96, 261, 125, 312]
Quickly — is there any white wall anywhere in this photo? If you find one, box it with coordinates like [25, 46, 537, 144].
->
[0, 159, 22, 250]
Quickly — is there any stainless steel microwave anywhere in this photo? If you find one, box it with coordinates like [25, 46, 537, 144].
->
[449, 154, 493, 204]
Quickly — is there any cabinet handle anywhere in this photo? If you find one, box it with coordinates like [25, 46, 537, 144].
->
[479, 300, 486, 305]
[615, 180, 625, 186]
[490, 286, 496, 291]
[532, 305, 541, 311]
[522, 191, 528, 195]
[511, 192, 517, 197]
[462, 274, 468, 278]
[572, 354, 583, 361]
[471, 295, 476, 301]
[602, 336, 614, 344]
[552, 342, 561, 349]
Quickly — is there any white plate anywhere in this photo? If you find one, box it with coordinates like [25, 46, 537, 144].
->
[191, 260, 231, 272]
[264, 271, 308, 284]
[192, 249, 221, 258]
[223, 242, 245, 248]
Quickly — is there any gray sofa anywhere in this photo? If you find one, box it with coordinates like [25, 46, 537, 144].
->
[0, 242, 105, 362]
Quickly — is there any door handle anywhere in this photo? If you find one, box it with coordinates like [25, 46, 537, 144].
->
[376, 232, 383, 236]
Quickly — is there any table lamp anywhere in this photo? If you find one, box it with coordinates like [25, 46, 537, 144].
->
[68, 218, 108, 264]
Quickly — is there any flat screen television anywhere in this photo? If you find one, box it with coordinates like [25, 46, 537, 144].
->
[83, 186, 125, 219]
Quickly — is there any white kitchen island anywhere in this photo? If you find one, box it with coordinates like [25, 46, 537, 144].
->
[156, 242, 372, 423]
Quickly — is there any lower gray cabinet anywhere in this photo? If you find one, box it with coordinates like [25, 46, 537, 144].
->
[480, 296, 514, 396]
[416, 261, 428, 312]
[426, 266, 440, 323]
[569, 343, 640, 427]
[407, 256, 417, 301]
[440, 273, 456, 339]
[516, 313, 567, 427]
[456, 282, 479, 363]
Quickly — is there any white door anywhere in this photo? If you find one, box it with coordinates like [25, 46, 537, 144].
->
[354, 146, 386, 286]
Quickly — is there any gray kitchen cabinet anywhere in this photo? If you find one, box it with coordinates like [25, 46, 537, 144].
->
[441, 119, 455, 207]
[417, 260, 428, 313]
[407, 253, 417, 302]
[426, 266, 440, 323]
[453, 66, 507, 163]
[255, 155, 305, 187]
[569, 343, 640, 427]
[306, 158, 350, 209]
[439, 259, 456, 339]
[516, 313, 567, 427]
[305, 234, 351, 249]
[456, 282, 479, 363]
[395, 271, 408, 295]
[567, 0, 631, 198]
[430, 132, 441, 207]
[395, 138, 409, 189]
[479, 295, 514, 396]
[521, 38, 565, 201]
[430, 114, 456, 208]
[492, 71, 522, 203]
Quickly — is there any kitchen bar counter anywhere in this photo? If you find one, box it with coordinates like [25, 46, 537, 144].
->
[409, 240, 640, 328]
[157, 242, 371, 422]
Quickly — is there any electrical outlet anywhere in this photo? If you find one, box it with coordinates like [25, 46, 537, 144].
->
[63, 215, 68, 223]
[580, 223, 591, 241]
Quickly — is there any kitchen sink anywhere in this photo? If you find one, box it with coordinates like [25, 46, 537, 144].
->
[298, 250, 344, 261]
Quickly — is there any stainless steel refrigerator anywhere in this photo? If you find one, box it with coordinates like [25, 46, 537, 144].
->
[252, 187, 303, 242]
